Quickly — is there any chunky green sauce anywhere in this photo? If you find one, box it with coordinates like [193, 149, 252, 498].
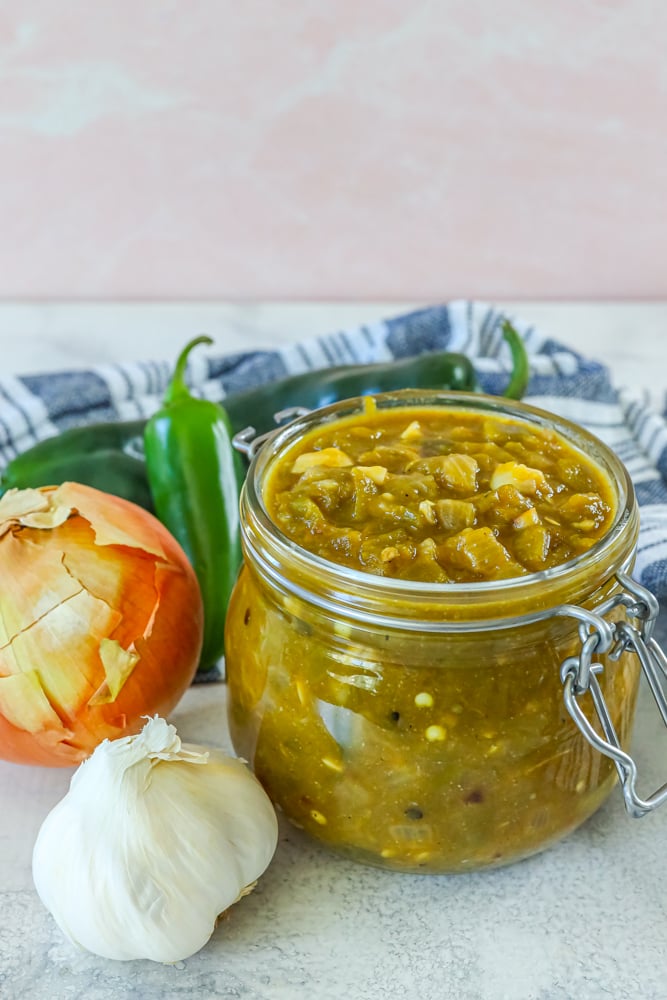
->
[265, 404, 615, 583]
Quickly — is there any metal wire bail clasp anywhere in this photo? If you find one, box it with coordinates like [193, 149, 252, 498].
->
[558, 573, 667, 818]
[232, 407, 312, 461]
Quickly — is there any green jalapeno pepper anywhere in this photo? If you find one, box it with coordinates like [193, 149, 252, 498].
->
[0, 321, 529, 507]
[143, 336, 244, 673]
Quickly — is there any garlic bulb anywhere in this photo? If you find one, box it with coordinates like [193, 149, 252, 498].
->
[32, 716, 278, 963]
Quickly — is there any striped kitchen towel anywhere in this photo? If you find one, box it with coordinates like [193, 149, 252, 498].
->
[0, 300, 666, 598]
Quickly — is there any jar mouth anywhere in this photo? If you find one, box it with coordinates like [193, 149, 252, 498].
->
[242, 390, 639, 626]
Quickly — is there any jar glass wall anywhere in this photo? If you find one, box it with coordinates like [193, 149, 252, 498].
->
[225, 391, 641, 874]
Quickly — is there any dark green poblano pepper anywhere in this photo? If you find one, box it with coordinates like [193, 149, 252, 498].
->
[0, 419, 152, 510]
[223, 320, 529, 432]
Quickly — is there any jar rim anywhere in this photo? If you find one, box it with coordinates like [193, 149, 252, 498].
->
[241, 390, 638, 624]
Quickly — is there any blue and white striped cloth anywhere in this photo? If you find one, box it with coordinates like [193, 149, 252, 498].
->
[1, 301, 666, 597]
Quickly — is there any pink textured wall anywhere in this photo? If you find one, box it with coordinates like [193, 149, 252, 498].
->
[1, 2, 666, 300]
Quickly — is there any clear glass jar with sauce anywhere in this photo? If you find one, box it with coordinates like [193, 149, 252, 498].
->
[225, 391, 666, 874]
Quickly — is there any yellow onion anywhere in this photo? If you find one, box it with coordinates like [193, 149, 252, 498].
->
[0, 483, 203, 767]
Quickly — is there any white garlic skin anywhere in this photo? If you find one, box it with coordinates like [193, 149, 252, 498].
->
[32, 717, 278, 963]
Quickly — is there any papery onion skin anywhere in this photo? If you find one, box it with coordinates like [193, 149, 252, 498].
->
[0, 483, 204, 767]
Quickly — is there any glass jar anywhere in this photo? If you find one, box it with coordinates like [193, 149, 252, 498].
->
[225, 391, 661, 874]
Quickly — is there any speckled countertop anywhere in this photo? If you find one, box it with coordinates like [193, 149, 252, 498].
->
[1, 303, 667, 1000]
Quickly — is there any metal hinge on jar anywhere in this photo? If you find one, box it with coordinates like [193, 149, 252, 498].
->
[558, 573, 667, 818]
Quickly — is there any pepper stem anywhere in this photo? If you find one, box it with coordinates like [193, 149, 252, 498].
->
[501, 320, 530, 400]
[164, 336, 214, 405]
